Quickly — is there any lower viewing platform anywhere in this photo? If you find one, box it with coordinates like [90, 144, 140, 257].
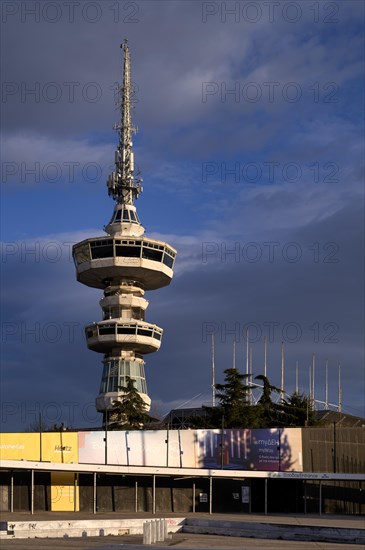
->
[85, 321, 163, 353]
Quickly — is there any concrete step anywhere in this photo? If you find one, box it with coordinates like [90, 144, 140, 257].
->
[183, 519, 365, 545]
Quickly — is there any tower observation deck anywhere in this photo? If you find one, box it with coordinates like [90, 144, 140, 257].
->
[73, 41, 176, 413]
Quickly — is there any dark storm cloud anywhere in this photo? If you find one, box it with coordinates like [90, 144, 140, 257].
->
[148, 198, 364, 416]
[0, 234, 103, 430]
[2, 1, 362, 149]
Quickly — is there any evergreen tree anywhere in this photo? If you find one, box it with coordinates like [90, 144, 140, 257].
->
[187, 374, 318, 430]
[254, 374, 283, 427]
[280, 391, 317, 426]
[107, 377, 158, 430]
[214, 368, 256, 428]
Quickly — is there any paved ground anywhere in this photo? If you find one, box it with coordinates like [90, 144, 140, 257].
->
[0, 532, 362, 550]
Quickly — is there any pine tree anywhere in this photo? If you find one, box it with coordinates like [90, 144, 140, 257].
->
[214, 368, 256, 428]
[255, 374, 283, 427]
[107, 377, 158, 430]
[280, 391, 317, 426]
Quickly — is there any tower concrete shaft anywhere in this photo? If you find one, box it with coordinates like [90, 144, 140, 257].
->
[73, 41, 176, 414]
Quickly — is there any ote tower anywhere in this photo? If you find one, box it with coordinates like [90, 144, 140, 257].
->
[73, 41, 176, 415]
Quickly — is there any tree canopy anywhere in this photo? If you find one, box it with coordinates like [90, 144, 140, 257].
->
[107, 377, 158, 430]
[280, 391, 317, 427]
[188, 369, 317, 429]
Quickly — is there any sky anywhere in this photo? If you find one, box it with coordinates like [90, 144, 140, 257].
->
[1, 0, 364, 431]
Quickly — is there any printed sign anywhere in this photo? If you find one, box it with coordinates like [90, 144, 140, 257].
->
[196, 428, 302, 471]
[241, 486, 250, 503]
[0, 433, 40, 461]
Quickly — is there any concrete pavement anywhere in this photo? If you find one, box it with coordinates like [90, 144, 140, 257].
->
[0, 532, 363, 550]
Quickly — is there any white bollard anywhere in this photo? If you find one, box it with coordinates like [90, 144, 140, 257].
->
[151, 519, 157, 543]
[157, 518, 164, 541]
[143, 521, 152, 545]
[143, 519, 170, 545]
[164, 519, 171, 540]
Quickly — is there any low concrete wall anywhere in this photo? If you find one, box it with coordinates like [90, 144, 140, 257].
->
[3, 517, 185, 539]
[2, 517, 364, 545]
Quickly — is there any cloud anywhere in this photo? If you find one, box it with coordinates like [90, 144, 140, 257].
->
[2, 132, 113, 169]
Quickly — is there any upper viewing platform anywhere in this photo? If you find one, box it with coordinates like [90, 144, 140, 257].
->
[73, 236, 176, 290]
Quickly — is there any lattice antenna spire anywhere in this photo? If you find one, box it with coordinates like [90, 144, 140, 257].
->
[107, 39, 142, 204]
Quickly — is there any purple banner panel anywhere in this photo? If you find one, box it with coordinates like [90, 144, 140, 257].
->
[196, 428, 302, 471]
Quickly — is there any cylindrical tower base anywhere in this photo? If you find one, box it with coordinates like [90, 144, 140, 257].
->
[96, 351, 151, 412]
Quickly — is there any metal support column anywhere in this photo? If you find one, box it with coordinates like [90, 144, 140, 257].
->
[304, 480, 307, 514]
[319, 480, 322, 516]
[209, 476, 212, 515]
[93, 472, 97, 514]
[192, 482, 195, 513]
[10, 473, 14, 513]
[30, 470, 34, 515]
[74, 474, 77, 512]
[152, 475, 156, 514]
[264, 478, 268, 515]
[135, 480, 138, 512]
[359, 481, 362, 515]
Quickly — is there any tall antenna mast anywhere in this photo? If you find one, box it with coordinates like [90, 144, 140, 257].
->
[264, 335, 267, 378]
[312, 353, 315, 405]
[245, 328, 249, 376]
[233, 338, 236, 369]
[309, 364, 312, 401]
[338, 362, 342, 413]
[212, 333, 215, 407]
[249, 344, 253, 404]
[295, 360, 299, 394]
[281, 342, 285, 395]
[107, 39, 142, 204]
[325, 359, 329, 409]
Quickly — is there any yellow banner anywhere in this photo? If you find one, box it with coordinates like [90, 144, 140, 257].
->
[0, 433, 40, 461]
[51, 472, 79, 511]
[42, 433, 78, 463]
